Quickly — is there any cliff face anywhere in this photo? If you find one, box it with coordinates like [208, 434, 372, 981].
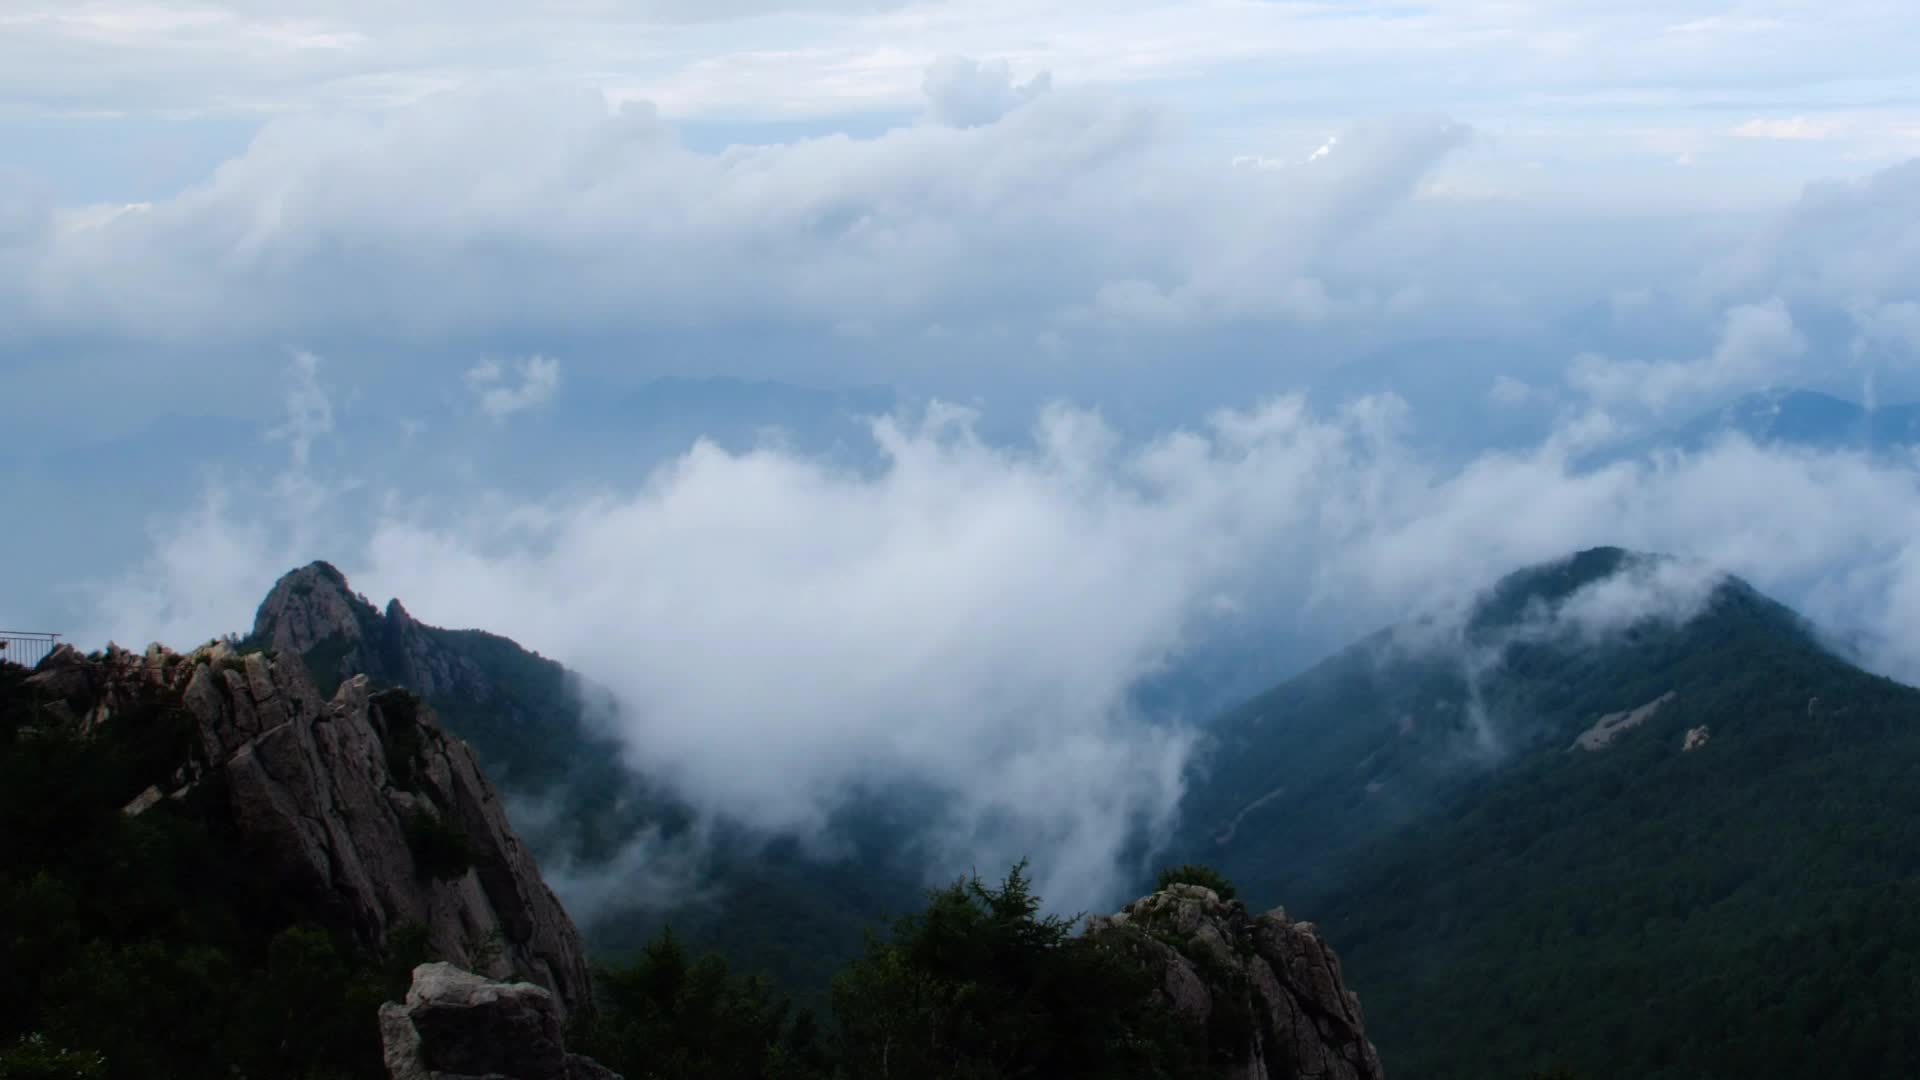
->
[1087, 884, 1385, 1080]
[24, 640, 594, 1019]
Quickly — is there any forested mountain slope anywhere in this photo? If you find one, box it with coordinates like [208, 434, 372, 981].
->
[1175, 546, 1920, 1078]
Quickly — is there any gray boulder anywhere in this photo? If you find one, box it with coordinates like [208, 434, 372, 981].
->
[381, 963, 620, 1080]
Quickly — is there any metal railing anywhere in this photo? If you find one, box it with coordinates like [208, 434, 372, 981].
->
[0, 631, 61, 669]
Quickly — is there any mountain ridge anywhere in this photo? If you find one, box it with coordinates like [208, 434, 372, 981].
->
[1164, 544, 1920, 1077]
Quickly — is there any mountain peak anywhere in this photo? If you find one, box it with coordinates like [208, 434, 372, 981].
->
[252, 560, 379, 659]
[249, 562, 508, 705]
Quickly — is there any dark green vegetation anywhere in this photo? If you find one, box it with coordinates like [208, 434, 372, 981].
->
[1174, 547, 1920, 1078]
[1154, 864, 1236, 901]
[828, 863, 1202, 1080]
[572, 928, 832, 1080]
[0, 661, 431, 1080]
[575, 864, 1208, 1080]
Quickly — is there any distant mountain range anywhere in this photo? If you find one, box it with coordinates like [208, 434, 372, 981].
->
[1666, 387, 1920, 455]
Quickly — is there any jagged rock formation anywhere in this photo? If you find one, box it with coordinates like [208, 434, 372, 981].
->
[22, 641, 594, 1019]
[1087, 884, 1385, 1080]
[253, 561, 495, 701]
[380, 963, 619, 1080]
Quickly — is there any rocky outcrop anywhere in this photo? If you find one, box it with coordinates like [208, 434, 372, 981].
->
[22, 641, 594, 1020]
[251, 562, 496, 701]
[1570, 690, 1677, 751]
[1087, 884, 1385, 1080]
[380, 963, 619, 1080]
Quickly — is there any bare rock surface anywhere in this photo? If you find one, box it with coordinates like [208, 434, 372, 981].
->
[381, 963, 620, 1080]
[251, 561, 496, 701]
[22, 640, 594, 1019]
[1571, 690, 1678, 751]
[1087, 884, 1386, 1080]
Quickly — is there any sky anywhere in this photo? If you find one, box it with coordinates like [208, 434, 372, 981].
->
[8, 0, 1920, 910]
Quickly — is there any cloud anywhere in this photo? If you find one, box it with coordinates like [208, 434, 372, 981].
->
[1713, 159, 1920, 314]
[1567, 298, 1803, 413]
[507, 795, 717, 925]
[1549, 556, 1727, 640]
[922, 56, 1051, 129]
[1854, 301, 1920, 362]
[267, 351, 334, 468]
[1731, 117, 1839, 141]
[467, 355, 561, 420]
[1488, 374, 1547, 408]
[77, 369, 1920, 911]
[0, 72, 1502, 373]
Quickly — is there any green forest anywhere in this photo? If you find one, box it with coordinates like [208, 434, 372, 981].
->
[1175, 550, 1920, 1078]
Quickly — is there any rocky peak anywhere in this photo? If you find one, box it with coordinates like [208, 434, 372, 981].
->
[253, 560, 379, 656]
[252, 562, 493, 702]
[1087, 884, 1385, 1080]
[20, 641, 595, 1020]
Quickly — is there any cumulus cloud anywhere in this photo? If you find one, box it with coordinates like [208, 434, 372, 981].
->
[922, 56, 1052, 128]
[1567, 298, 1803, 414]
[467, 355, 561, 420]
[0, 72, 1498, 367]
[1714, 160, 1920, 316]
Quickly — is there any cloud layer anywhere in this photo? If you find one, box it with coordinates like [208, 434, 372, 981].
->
[3, 79, 1491, 357]
[76, 352, 1920, 910]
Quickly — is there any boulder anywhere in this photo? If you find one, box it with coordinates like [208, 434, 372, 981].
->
[381, 963, 620, 1080]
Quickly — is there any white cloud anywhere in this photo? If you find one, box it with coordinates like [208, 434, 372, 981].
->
[1731, 116, 1840, 141]
[921, 55, 1050, 129]
[78, 369, 1920, 910]
[1713, 160, 1920, 312]
[0, 76, 1500, 361]
[267, 351, 333, 468]
[1854, 301, 1920, 361]
[1488, 374, 1546, 408]
[1568, 298, 1803, 413]
[467, 355, 561, 420]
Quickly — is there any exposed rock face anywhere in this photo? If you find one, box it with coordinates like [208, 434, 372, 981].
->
[1571, 690, 1678, 751]
[251, 561, 495, 701]
[22, 642, 594, 1020]
[1087, 884, 1385, 1080]
[380, 963, 619, 1080]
